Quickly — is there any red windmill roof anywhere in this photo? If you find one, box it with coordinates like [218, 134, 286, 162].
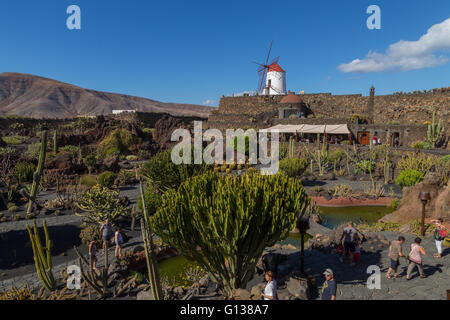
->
[267, 63, 285, 73]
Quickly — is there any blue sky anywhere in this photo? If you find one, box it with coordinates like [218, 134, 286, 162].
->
[0, 0, 449, 107]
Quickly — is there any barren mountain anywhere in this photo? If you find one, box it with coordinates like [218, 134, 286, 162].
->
[0, 73, 213, 119]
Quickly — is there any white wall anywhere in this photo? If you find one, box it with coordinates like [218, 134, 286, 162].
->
[264, 71, 286, 95]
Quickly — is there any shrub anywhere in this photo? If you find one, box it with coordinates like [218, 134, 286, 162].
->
[395, 169, 424, 188]
[138, 184, 161, 215]
[151, 172, 309, 297]
[105, 146, 121, 158]
[333, 184, 353, 198]
[410, 141, 431, 149]
[75, 185, 129, 224]
[439, 155, 450, 166]
[79, 223, 103, 246]
[117, 169, 137, 186]
[98, 171, 117, 189]
[14, 161, 36, 183]
[398, 153, 436, 176]
[58, 145, 80, 157]
[8, 205, 20, 213]
[98, 129, 135, 158]
[141, 148, 210, 192]
[388, 199, 400, 210]
[83, 154, 97, 174]
[232, 136, 251, 156]
[279, 158, 308, 177]
[126, 155, 138, 161]
[0, 147, 17, 156]
[142, 128, 154, 134]
[80, 175, 97, 188]
[328, 150, 345, 163]
[356, 160, 376, 174]
[2, 135, 29, 145]
[25, 143, 50, 159]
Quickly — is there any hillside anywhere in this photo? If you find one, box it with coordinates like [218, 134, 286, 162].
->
[0, 73, 213, 119]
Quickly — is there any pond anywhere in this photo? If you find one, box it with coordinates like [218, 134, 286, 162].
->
[158, 255, 202, 288]
[157, 232, 309, 287]
[318, 206, 395, 229]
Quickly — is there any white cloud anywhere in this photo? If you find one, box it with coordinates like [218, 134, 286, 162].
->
[338, 17, 450, 73]
[202, 99, 216, 105]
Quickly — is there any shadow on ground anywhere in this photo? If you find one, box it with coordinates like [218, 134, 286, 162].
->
[0, 224, 81, 269]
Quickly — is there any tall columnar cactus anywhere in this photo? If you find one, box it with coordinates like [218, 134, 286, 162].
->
[26, 130, 47, 215]
[26, 220, 56, 291]
[289, 136, 294, 158]
[150, 172, 310, 297]
[53, 130, 58, 154]
[139, 180, 163, 300]
[427, 109, 442, 148]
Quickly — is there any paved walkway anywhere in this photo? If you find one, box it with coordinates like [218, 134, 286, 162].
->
[308, 232, 449, 300]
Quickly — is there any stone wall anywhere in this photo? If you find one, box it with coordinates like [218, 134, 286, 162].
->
[213, 87, 450, 148]
[216, 88, 449, 124]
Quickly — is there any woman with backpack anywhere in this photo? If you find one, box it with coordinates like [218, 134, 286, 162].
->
[431, 218, 447, 259]
[406, 237, 426, 280]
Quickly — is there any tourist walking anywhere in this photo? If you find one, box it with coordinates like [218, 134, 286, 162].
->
[431, 218, 447, 258]
[321, 269, 336, 300]
[353, 233, 361, 264]
[88, 240, 98, 271]
[339, 221, 363, 266]
[261, 271, 277, 300]
[406, 237, 426, 280]
[393, 136, 399, 148]
[115, 227, 124, 258]
[386, 236, 406, 279]
[100, 219, 112, 250]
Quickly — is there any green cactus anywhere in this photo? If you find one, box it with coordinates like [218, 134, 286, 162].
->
[140, 180, 163, 300]
[75, 185, 128, 224]
[289, 136, 294, 158]
[427, 109, 442, 148]
[150, 171, 309, 298]
[53, 131, 58, 154]
[26, 220, 56, 291]
[26, 130, 47, 215]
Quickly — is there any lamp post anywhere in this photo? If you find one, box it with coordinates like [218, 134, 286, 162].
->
[419, 192, 431, 236]
[297, 217, 310, 275]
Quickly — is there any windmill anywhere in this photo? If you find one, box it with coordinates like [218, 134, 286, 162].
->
[254, 41, 286, 95]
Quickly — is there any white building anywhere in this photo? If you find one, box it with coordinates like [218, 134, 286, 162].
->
[112, 109, 137, 115]
[263, 62, 286, 95]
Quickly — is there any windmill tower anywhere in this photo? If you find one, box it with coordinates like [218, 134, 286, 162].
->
[255, 41, 287, 95]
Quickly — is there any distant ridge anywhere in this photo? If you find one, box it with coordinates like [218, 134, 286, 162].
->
[0, 73, 213, 119]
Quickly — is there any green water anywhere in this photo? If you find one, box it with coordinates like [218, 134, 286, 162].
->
[318, 206, 395, 229]
[158, 256, 200, 287]
[157, 206, 394, 282]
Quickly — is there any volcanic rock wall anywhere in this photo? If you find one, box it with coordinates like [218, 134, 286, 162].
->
[209, 88, 450, 143]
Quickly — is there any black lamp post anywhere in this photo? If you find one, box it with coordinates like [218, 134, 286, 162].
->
[297, 216, 310, 275]
[419, 192, 431, 236]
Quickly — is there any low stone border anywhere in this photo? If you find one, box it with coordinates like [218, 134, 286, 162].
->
[311, 196, 394, 207]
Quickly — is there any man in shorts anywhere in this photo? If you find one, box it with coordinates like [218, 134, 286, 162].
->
[339, 221, 362, 266]
[386, 236, 406, 279]
[100, 219, 112, 250]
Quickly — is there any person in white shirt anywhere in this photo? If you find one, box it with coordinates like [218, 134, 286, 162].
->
[261, 271, 277, 300]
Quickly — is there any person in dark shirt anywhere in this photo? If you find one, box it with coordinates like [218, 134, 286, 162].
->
[321, 268, 337, 300]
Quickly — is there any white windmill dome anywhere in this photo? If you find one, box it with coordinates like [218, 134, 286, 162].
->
[263, 62, 286, 95]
